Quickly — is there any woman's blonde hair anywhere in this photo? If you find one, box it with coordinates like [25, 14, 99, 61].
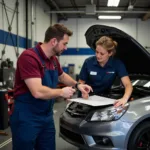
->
[96, 36, 117, 56]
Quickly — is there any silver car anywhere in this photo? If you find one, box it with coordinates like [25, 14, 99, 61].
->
[59, 25, 150, 150]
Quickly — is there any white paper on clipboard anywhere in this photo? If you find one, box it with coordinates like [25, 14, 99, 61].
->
[69, 95, 115, 106]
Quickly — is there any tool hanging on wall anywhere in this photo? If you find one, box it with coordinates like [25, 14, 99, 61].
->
[1, 0, 19, 60]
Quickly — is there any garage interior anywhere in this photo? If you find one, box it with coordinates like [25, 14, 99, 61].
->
[0, 0, 150, 150]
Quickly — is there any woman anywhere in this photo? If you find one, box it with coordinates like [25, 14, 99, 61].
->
[79, 36, 133, 107]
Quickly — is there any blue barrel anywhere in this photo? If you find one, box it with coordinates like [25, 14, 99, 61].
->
[62, 67, 69, 73]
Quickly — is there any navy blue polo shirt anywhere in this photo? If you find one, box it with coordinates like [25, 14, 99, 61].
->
[79, 56, 128, 94]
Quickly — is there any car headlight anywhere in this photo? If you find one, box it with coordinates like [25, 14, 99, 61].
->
[90, 103, 129, 121]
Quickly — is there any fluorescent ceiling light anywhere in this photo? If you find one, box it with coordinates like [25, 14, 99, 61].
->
[98, 15, 122, 19]
[107, 0, 120, 7]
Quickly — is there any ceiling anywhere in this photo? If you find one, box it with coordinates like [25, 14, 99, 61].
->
[44, 0, 150, 21]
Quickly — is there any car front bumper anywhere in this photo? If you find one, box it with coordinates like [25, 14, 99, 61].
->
[59, 111, 133, 150]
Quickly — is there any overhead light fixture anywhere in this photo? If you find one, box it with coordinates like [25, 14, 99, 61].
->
[107, 0, 120, 7]
[98, 15, 122, 19]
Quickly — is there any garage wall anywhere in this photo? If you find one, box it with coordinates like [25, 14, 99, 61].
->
[0, 0, 57, 68]
[35, 0, 58, 43]
[59, 18, 150, 74]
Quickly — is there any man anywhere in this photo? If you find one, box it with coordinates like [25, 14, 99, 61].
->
[10, 24, 92, 150]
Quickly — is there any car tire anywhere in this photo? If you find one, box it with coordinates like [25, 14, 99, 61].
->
[128, 121, 150, 150]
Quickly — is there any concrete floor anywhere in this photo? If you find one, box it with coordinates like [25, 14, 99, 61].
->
[0, 99, 79, 150]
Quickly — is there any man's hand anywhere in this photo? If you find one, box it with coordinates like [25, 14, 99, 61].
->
[61, 87, 76, 98]
[114, 98, 128, 107]
[78, 84, 93, 99]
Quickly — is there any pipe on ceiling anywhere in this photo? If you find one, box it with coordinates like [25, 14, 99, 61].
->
[48, 0, 67, 20]
[45, 10, 85, 14]
[45, 10, 150, 14]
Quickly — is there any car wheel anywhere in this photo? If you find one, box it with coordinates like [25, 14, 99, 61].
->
[128, 121, 150, 150]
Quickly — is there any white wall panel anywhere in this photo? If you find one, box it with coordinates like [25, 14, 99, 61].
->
[59, 19, 78, 47]
[51, 13, 58, 25]
[18, 0, 26, 37]
[35, 1, 58, 42]
[137, 20, 150, 47]
[35, 0, 51, 42]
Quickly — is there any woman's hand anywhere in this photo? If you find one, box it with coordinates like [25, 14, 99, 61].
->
[114, 98, 128, 107]
[82, 93, 89, 99]
[78, 84, 93, 99]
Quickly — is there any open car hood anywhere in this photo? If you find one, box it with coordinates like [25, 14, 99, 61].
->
[85, 25, 150, 75]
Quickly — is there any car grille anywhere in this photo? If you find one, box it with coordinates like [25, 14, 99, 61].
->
[66, 102, 92, 118]
[60, 126, 85, 144]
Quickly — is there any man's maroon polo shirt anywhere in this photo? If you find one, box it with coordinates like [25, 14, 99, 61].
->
[14, 43, 63, 97]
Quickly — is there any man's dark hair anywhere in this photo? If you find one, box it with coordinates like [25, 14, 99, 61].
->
[44, 24, 73, 42]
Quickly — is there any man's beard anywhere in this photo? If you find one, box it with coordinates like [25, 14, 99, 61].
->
[52, 45, 62, 56]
